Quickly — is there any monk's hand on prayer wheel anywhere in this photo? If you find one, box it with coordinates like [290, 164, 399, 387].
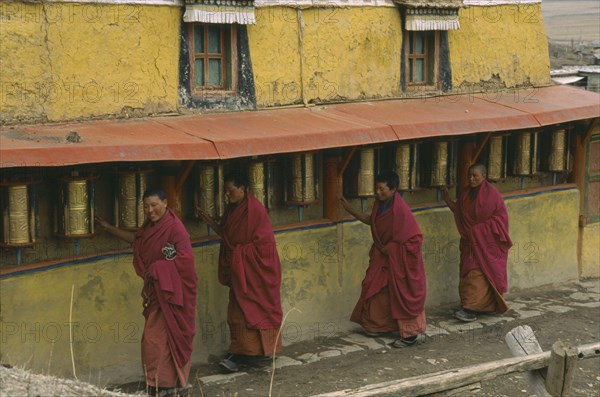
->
[95, 215, 109, 231]
[339, 196, 350, 211]
[196, 206, 210, 222]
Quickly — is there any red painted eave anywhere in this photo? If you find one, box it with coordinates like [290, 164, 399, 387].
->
[1, 85, 598, 169]
[156, 107, 396, 159]
[1, 118, 220, 168]
[476, 85, 600, 126]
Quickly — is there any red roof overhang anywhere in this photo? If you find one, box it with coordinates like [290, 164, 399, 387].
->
[1, 85, 598, 168]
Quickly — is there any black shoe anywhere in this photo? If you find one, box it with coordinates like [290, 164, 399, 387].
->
[455, 309, 478, 322]
[219, 354, 240, 372]
[391, 334, 425, 348]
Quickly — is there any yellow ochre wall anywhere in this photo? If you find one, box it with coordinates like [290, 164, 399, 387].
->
[449, 4, 551, 88]
[1, 3, 552, 120]
[249, 6, 403, 107]
[0, 187, 580, 385]
[0, 2, 181, 124]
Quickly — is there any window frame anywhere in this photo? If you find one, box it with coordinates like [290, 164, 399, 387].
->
[404, 30, 440, 89]
[188, 23, 238, 97]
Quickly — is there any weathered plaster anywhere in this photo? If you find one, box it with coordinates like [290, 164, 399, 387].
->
[1, 3, 180, 124]
[449, 4, 551, 89]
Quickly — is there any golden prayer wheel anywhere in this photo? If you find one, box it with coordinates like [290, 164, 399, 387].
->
[115, 170, 150, 230]
[357, 148, 375, 197]
[515, 132, 538, 176]
[430, 141, 448, 187]
[198, 164, 225, 219]
[55, 174, 97, 238]
[1, 181, 37, 247]
[549, 129, 566, 172]
[395, 143, 419, 191]
[249, 161, 267, 207]
[487, 135, 506, 181]
[288, 152, 317, 204]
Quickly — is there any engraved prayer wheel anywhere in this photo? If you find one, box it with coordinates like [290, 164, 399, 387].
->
[249, 161, 267, 207]
[198, 164, 225, 218]
[288, 152, 316, 203]
[357, 148, 375, 197]
[515, 132, 538, 176]
[430, 141, 448, 187]
[1, 181, 37, 247]
[549, 129, 566, 172]
[395, 143, 419, 191]
[198, 165, 216, 218]
[56, 174, 97, 238]
[487, 135, 505, 181]
[115, 170, 150, 230]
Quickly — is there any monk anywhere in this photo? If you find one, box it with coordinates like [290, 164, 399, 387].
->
[442, 164, 512, 322]
[96, 188, 197, 396]
[197, 173, 282, 372]
[340, 171, 427, 348]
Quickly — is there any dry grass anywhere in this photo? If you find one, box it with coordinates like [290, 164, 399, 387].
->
[0, 365, 137, 397]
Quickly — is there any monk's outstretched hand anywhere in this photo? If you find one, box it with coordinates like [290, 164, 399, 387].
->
[95, 215, 110, 231]
[339, 196, 350, 211]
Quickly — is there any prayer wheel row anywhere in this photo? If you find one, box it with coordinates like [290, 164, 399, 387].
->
[356, 141, 458, 195]
[486, 129, 568, 180]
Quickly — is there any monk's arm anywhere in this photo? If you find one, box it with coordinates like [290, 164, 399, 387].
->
[441, 186, 456, 212]
[339, 196, 371, 225]
[95, 216, 135, 243]
[196, 207, 222, 236]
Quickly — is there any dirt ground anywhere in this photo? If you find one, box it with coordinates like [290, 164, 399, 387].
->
[115, 282, 600, 397]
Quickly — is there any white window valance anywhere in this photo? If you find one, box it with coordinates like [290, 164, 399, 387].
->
[184, 0, 256, 24]
[405, 7, 460, 30]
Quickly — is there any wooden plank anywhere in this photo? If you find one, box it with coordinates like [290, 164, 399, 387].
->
[314, 352, 550, 397]
[504, 325, 551, 397]
[313, 342, 600, 397]
[545, 341, 578, 397]
[429, 382, 481, 396]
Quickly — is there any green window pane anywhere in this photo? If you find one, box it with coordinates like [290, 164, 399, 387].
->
[409, 32, 414, 54]
[208, 26, 221, 54]
[208, 59, 222, 86]
[409, 61, 413, 83]
[194, 26, 204, 54]
[195, 59, 204, 87]
[415, 59, 424, 82]
[415, 34, 425, 54]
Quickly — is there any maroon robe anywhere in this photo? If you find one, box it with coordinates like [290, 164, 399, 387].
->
[219, 192, 282, 331]
[133, 209, 197, 374]
[454, 180, 512, 296]
[351, 192, 427, 324]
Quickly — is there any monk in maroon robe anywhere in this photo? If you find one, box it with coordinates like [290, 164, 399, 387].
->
[341, 171, 427, 348]
[197, 173, 282, 372]
[442, 164, 512, 322]
[97, 189, 197, 396]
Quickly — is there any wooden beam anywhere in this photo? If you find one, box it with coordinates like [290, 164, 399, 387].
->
[338, 147, 357, 178]
[176, 160, 196, 194]
[457, 141, 476, 198]
[471, 132, 492, 164]
[313, 342, 600, 397]
[504, 325, 551, 397]
[545, 341, 578, 397]
[324, 155, 343, 221]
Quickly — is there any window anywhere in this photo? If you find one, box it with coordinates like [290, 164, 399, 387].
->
[405, 31, 439, 87]
[189, 24, 236, 94]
